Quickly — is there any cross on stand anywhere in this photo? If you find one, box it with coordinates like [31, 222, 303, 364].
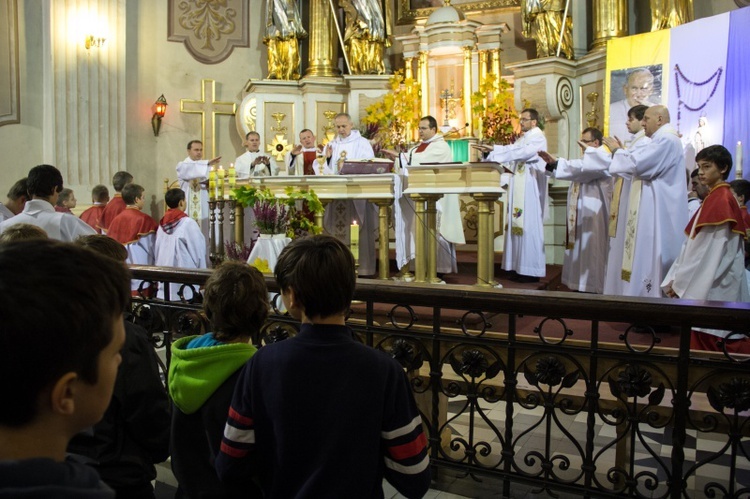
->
[180, 79, 237, 266]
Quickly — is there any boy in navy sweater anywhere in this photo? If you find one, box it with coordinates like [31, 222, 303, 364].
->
[216, 234, 431, 498]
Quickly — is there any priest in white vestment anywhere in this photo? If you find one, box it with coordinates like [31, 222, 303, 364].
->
[155, 188, 207, 301]
[603, 105, 687, 298]
[235, 131, 276, 178]
[175, 139, 221, 231]
[540, 128, 613, 294]
[384, 116, 465, 277]
[662, 145, 750, 352]
[323, 113, 377, 275]
[474, 108, 548, 283]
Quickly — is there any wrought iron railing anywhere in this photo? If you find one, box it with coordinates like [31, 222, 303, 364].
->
[131, 265, 750, 499]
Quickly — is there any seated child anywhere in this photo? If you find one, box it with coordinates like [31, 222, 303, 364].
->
[154, 188, 207, 301]
[168, 261, 268, 499]
[0, 239, 130, 497]
[0, 223, 48, 243]
[216, 235, 431, 498]
[662, 145, 750, 353]
[68, 235, 171, 499]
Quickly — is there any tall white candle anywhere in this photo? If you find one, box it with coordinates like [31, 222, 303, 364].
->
[737, 141, 743, 179]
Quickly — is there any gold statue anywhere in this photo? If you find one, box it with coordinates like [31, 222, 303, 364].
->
[338, 0, 391, 75]
[522, 0, 574, 60]
[265, 0, 308, 80]
[650, 0, 693, 31]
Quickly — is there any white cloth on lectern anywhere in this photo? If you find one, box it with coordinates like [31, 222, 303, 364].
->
[486, 127, 548, 277]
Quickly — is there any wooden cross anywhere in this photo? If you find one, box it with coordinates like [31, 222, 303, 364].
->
[180, 79, 236, 159]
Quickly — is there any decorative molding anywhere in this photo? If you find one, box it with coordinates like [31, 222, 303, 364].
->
[396, 0, 519, 25]
[0, 0, 20, 126]
[168, 0, 249, 64]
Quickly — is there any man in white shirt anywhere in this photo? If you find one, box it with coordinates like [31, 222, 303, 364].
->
[609, 69, 659, 147]
[0, 178, 28, 223]
[474, 108, 548, 283]
[324, 113, 377, 275]
[602, 105, 687, 298]
[0, 165, 95, 241]
[235, 131, 275, 178]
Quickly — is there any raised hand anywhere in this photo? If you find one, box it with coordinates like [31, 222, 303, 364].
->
[538, 150, 557, 164]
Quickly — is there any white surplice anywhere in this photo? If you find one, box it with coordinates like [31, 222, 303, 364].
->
[155, 217, 207, 301]
[395, 135, 464, 273]
[609, 124, 687, 297]
[126, 233, 156, 294]
[0, 203, 13, 223]
[322, 130, 378, 275]
[603, 130, 650, 296]
[176, 157, 212, 258]
[486, 127, 548, 277]
[0, 199, 95, 241]
[235, 150, 277, 178]
[555, 147, 613, 294]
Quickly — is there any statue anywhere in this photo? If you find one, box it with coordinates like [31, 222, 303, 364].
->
[650, 0, 694, 31]
[338, 0, 390, 75]
[521, 0, 574, 60]
[264, 0, 307, 80]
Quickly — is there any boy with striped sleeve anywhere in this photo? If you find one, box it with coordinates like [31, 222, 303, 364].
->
[216, 235, 431, 498]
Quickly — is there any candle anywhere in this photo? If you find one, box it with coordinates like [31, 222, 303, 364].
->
[217, 165, 225, 199]
[350, 221, 359, 261]
[228, 163, 236, 198]
[208, 167, 216, 201]
[737, 141, 743, 179]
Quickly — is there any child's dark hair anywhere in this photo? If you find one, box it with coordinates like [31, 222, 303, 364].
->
[730, 179, 750, 206]
[92, 184, 110, 203]
[0, 240, 130, 427]
[75, 234, 128, 262]
[7, 177, 28, 200]
[203, 261, 269, 342]
[27, 164, 63, 198]
[112, 171, 133, 192]
[0, 223, 48, 243]
[165, 188, 186, 209]
[275, 235, 355, 319]
[56, 188, 74, 207]
[122, 183, 145, 205]
[696, 145, 733, 179]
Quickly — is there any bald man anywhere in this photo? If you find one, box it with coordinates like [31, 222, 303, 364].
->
[609, 69, 658, 147]
[602, 105, 687, 298]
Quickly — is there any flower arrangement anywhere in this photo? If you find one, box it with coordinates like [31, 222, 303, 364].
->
[233, 185, 323, 239]
[471, 74, 520, 145]
[224, 240, 255, 262]
[362, 70, 421, 153]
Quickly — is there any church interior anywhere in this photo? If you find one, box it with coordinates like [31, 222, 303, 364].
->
[2, 0, 750, 498]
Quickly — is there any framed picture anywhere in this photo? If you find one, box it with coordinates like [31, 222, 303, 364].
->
[396, 0, 519, 25]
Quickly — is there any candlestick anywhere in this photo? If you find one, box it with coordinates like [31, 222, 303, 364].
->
[228, 163, 236, 198]
[737, 141, 743, 179]
[208, 167, 216, 201]
[217, 165, 225, 199]
[350, 221, 359, 261]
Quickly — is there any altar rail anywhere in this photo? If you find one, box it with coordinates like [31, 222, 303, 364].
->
[131, 265, 750, 499]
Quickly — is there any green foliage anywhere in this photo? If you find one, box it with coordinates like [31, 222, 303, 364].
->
[232, 185, 323, 239]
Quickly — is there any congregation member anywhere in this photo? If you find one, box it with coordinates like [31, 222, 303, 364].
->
[169, 262, 267, 499]
[323, 112, 378, 275]
[235, 131, 275, 177]
[54, 188, 76, 214]
[154, 188, 207, 301]
[0, 177, 28, 222]
[216, 235, 431, 498]
[107, 183, 158, 296]
[80, 184, 110, 233]
[100, 171, 133, 234]
[473, 108, 548, 283]
[0, 240, 129, 497]
[0, 164, 95, 242]
[69, 235, 171, 499]
[539, 127, 613, 294]
[176, 139, 221, 227]
[288, 129, 321, 175]
[662, 145, 750, 353]
[602, 104, 650, 296]
[0, 223, 47, 243]
[609, 68, 659, 146]
[384, 115, 465, 278]
[602, 105, 687, 298]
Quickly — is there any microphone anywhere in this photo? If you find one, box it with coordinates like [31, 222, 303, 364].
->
[443, 123, 470, 138]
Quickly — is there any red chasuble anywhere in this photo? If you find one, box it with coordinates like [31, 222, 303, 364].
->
[302, 151, 317, 175]
[685, 183, 748, 238]
[107, 207, 158, 245]
[80, 205, 106, 233]
[99, 195, 127, 232]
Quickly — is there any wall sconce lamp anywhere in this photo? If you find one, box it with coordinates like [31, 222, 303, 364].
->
[85, 35, 106, 50]
[152, 95, 168, 136]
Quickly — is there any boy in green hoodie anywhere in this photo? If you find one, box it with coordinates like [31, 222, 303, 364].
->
[168, 261, 267, 498]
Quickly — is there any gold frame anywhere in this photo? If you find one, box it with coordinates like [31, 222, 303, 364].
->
[396, 0, 520, 25]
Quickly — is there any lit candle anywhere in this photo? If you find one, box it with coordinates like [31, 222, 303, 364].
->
[208, 167, 216, 201]
[217, 165, 225, 199]
[737, 141, 743, 179]
[228, 163, 236, 198]
[350, 221, 359, 261]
